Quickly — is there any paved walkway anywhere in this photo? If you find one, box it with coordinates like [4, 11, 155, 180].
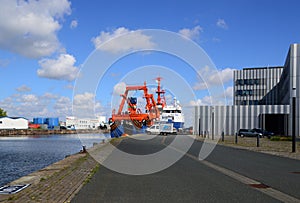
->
[0, 149, 99, 203]
[195, 135, 300, 160]
[0, 135, 299, 202]
[72, 135, 300, 202]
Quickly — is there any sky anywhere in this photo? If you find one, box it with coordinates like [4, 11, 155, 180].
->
[0, 0, 300, 125]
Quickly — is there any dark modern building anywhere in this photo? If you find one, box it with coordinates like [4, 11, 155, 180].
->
[234, 66, 283, 105]
[194, 44, 300, 136]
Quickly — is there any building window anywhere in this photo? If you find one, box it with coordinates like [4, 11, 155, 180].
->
[235, 79, 260, 86]
[254, 79, 260, 85]
[235, 90, 254, 96]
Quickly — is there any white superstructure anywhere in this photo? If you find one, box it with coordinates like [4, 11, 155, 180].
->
[160, 98, 184, 129]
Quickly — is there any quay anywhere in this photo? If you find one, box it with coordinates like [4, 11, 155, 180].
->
[0, 129, 109, 136]
[0, 138, 116, 203]
[0, 135, 299, 202]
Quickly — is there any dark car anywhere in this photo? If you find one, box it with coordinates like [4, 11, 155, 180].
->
[238, 129, 262, 138]
[252, 128, 274, 138]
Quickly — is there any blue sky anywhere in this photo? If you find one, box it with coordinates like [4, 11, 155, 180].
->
[0, 0, 299, 123]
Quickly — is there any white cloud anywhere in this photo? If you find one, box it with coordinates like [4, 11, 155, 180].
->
[21, 94, 39, 103]
[16, 85, 31, 92]
[64, 84, 74, 90]
[73, 92, 102, 118]
[224, 86, 233, 99]
[189, 86, 234, 107]
[193, 67, 235, 90]
[189, 96, 213, 106]
[37, 54, 79, 81]
[113, 82, 126, 95]
[91, 27, 155, 53]
[210, 68, 235, 84]
[42, 92, 59, 100]
[0, 93, 72, 120]
[189, 96, 226, 106]
[54, 96, 72, 116]
[0, 0, 71, 58]
[178, 25, 203, 40]
[216, 19, 228, 29]
[70, 20, 78, 29]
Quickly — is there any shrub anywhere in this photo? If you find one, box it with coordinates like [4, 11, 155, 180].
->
[270, 136, 292, 141]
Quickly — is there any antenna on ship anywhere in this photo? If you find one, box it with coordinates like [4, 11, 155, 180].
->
[155, 77, 166, 111]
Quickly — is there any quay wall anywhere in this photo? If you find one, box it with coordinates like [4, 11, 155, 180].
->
[0, 129, 109, 136]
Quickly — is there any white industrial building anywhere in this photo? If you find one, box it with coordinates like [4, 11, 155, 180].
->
[66, 116, 106, 130]
[0, 117, 28, 129]
[194, 44, 300, 136]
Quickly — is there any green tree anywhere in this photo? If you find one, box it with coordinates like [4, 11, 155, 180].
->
[0, 108, 7, 117]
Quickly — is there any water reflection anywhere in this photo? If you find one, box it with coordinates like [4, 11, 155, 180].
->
[0, 133, 109, 186]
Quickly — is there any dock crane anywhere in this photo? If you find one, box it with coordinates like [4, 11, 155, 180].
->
[111, 81, 160, 129]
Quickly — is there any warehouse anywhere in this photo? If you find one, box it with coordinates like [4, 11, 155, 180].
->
[194, 43, 300, 136]
[65, 116, 106, 130]
[0, 117, 28, 129]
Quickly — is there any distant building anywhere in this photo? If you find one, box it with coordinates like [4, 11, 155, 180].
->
[0, 117, 28, 129]
[66, 116, 106, 130]
[33, 117, 59, 130]
[194, 43, 300, 136]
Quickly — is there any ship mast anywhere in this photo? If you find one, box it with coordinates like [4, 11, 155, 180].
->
[155, 77, 166, 110]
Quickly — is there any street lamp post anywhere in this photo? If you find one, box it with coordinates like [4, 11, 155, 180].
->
[211, 107, 214, 140]
[292, 88, 296, 153]
[198, 118, 201, 136]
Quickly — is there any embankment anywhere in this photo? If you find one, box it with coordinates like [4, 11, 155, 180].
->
[0, 129, 110, 136]
[0, 137, 122, 202]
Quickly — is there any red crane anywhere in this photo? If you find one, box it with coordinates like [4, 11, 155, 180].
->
[111, 81, 160, 128]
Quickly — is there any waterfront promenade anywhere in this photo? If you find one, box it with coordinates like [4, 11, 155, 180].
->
[0, 151, 98, 202]
[73, 135, 300, 202]
[0, 135, 299, 202]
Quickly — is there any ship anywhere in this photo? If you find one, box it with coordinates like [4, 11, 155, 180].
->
[155, 77, 184, 130]
[159, 97, 184, 130]
[109, 77, 184, 136]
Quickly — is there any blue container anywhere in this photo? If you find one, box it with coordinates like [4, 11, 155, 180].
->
[45, 117, 59, 129]
[33, 117, 44, 124]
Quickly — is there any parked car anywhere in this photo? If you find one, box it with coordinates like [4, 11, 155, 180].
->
[252, 128, 274, 138]
[146, 124, 160, 134]
[238, 129, 262, 138]
[146, 123, 177, 135]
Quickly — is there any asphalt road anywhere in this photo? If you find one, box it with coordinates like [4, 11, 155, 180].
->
[72, 135, 300, 202]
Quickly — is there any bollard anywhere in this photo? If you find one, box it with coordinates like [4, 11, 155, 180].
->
[82, 145, 87, 153]
[235, 133, 238, 144]
[222, 131, 224, 142]
[257, 135, 260, 147]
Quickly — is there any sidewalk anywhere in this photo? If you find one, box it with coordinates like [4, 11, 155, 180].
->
[0, 135, 299, 202]
[195, 135, 300, 161]
[0, 149, 99, 203]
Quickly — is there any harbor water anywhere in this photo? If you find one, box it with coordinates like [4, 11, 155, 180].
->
[0, 133, 109, 186]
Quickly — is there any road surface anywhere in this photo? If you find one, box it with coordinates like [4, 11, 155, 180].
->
[72, 135, 300, 202]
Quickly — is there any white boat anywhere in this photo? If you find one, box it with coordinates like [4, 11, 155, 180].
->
[159, 98, 184, 129]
